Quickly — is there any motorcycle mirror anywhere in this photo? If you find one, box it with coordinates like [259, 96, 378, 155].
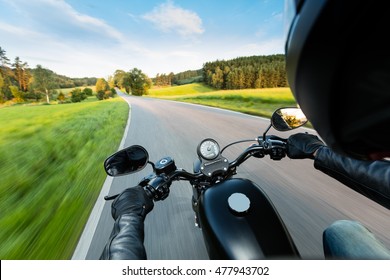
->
[104, 145, 149, 177]
[271, 107, 308, 131]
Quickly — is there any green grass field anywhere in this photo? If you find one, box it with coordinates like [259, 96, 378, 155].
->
[148, 83, 298, 118]
[57, 85, 96, 95]
[149, 83, 214, 96]
[0, 97, 128, 259]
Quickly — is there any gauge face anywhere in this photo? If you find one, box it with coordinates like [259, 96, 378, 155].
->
[198, 139, 220, 160]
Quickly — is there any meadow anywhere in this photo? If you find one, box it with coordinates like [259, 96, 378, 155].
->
[0, 97, 128, 259]
[148, 83, 298, 118]
[56, 85, 96, 95]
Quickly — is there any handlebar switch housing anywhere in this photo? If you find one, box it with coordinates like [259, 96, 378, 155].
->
[270, 147, 285, 160]
[144, 175, 171, 201]
[155, 157, 176, 175]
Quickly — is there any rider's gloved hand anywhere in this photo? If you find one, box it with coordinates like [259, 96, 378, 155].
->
[287, 133, 325, 159]
[111, 185, 154, 220]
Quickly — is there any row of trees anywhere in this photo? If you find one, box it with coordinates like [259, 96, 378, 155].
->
[0, 46, 97, 104]
[203, 55, 288, 89]
[153, 69, 203, 86]
[154, 72, 174, 87]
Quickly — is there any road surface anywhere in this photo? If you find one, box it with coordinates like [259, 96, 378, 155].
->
[83, 93, 390, 259]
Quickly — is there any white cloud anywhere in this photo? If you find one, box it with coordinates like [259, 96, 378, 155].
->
[142, 1, 204, 37]
[2, 0, 124, 42]
[0, 21, 41, 37]
[0, 0, 154, 77]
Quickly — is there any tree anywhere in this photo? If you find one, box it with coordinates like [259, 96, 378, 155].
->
[95, 78, 109, 93]
[124, 68, 151, 96]
[0, 73, 4, 103]
[211, 66, 224, 89]
[9, 85, 24, 102]
[113, 69, 127, 90]
[12, 57, 31, 92]
[0, 46, 10, 71]
[0, 47, 13, 101]
[107, 75, 115, 89]
[31, 65, 56, 103]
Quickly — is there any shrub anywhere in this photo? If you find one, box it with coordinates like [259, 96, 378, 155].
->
[57, 92, 66, 103]
[96, 90, 105, 100]
[70, 88, 87, 103]
[83, 88, 93, 96]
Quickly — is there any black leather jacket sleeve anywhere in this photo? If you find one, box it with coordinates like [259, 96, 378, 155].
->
[314, 147, 390, 209]
[100, 213, 147, 260]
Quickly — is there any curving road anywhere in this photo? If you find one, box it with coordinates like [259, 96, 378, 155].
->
[83, 92, 390, 260]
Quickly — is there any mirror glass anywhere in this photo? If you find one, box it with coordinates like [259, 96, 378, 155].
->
[271, 107, 308, 131]
[104, 145, 149, 176]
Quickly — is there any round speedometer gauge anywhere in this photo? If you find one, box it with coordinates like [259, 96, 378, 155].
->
[197, 138, 220, 160]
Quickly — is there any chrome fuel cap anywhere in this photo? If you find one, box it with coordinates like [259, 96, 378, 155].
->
[228, 193, 250, 215]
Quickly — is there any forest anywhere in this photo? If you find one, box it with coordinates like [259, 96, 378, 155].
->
[203, 55, 288, 89]
[154, 55, 288, 90]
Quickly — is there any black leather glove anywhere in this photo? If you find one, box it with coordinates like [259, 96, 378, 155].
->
[287, 133, 325, 159]
[111, 185, 154, 220]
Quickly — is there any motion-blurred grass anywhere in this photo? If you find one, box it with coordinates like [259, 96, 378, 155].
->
[0, 97, 128, 259]
[149, 83, 298, 118]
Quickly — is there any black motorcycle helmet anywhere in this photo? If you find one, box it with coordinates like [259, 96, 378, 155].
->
[284, 0, 390, 160]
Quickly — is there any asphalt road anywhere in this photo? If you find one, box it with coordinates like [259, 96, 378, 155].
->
[84, 93, 390, 260]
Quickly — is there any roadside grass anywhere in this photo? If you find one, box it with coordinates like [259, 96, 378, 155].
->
[149, 83, 298, 119]
[0, 97, 128, 259]
[148, 83, 214, 96]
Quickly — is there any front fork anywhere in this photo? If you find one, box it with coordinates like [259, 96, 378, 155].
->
[192, 188, 201, 228]
[192, 159, 202, 228]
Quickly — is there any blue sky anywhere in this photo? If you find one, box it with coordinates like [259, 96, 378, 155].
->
[0, 0, 285, 78]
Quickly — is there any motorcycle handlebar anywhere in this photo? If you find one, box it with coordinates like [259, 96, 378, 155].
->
[143, 170, 204, 201]
[143, 137, 288, 201]
[104, 136, 289, 201]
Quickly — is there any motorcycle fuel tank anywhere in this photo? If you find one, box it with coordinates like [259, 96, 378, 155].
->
[198, 178, 300, 259]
